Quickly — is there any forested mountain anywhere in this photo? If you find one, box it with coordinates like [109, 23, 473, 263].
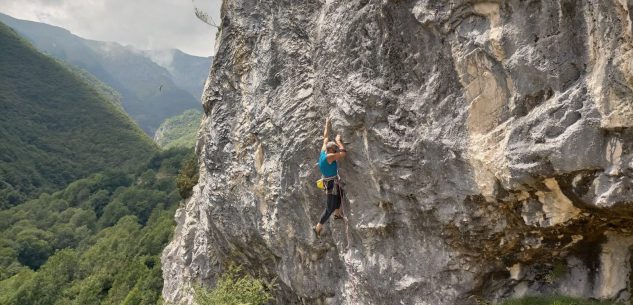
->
[0, 147, 195, 305]
[0, 13, 210, 135]
[0, 21, 201, 305]
[0, 22, 156, 209]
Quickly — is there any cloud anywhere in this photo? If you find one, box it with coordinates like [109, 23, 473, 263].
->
[0, 0, 221, 56]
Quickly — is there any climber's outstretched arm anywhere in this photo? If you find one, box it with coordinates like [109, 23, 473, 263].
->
[321, 117, 330, 152]
[326, 134, 347, 163]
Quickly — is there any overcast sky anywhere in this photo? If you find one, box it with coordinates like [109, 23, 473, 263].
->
[0, 0, 221, 57]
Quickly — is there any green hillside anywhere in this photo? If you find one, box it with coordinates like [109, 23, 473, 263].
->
[154, 109, 202, 149]
[0, 22, 156, 209]
[0, 13, 205, 135]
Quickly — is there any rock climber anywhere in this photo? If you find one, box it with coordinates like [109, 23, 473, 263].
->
[314, 117, 347, 237]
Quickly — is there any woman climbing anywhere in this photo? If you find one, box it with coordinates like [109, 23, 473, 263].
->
[314, 117, 347, 237]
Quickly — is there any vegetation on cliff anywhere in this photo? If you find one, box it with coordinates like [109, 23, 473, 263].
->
[194, 265, 272, 305]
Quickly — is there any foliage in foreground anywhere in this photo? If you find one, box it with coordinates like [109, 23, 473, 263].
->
[194, 265, 272, 305]
[0, 148, 194, 305]
[498, 295, 621, 305]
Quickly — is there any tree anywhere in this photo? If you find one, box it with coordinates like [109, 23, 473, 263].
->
[176, 155, 199, 199]
[193, 6, 219, 28]
[15, 228, 53, 270]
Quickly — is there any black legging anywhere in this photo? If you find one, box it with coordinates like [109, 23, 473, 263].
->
[319, 180, 342, 224]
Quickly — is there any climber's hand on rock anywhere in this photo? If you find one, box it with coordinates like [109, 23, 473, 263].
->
[335, 134, 342, 143]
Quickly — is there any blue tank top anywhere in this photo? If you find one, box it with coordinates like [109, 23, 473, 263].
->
[319, 151, 337, 177]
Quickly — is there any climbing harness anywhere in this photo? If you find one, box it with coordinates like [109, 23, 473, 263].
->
[316, 174, 339, 191]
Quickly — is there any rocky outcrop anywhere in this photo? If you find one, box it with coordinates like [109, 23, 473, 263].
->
[162, 1, 633, 304]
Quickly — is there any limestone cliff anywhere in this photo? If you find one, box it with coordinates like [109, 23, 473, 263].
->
[162, 1, 633, 304]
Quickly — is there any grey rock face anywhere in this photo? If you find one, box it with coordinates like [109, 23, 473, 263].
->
[162, 1, 633, 304]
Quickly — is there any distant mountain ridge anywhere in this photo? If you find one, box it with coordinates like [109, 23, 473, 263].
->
[0, 21, 156, 208]
[144, 49, 211, 100]
[0, 13, 211, 135]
